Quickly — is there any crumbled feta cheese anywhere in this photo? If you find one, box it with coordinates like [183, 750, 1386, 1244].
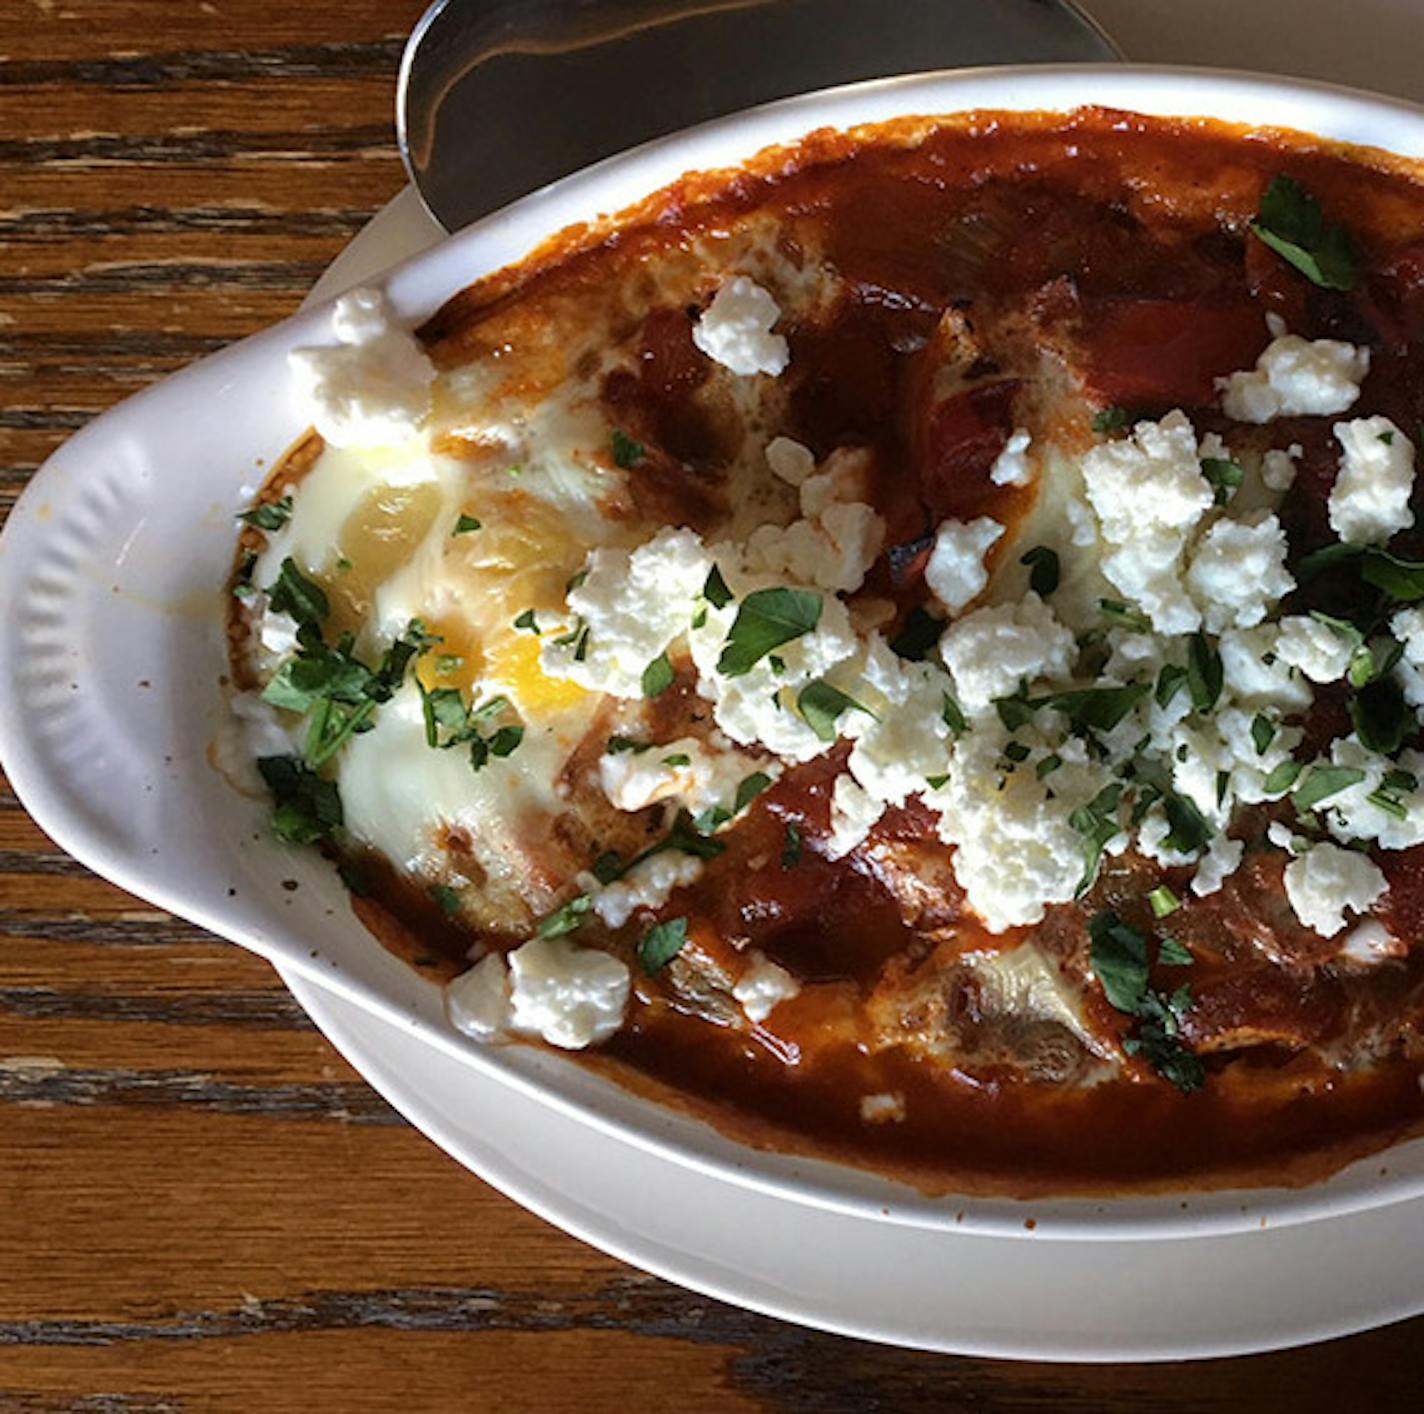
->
[859, 1092, 907, 1124]
[1328, 416, 1416, 546]
[924, 516, 1004, 613]
[259, 607, 301, 663]
[1184, 511, 1295, 633]
[1218, 624, 1313, 713]
[599, 735, 770, 817]
[1261, 443, 1302, 493]
[506, 936, 630, 1049]
[1191, 835, 1244, 897]
[1268, 820, 1306, 854]
[589, 851, 705, 930]
[1391, 605, 1424, 708]
[445, 953, 512, 1042]
[1081, 410, 1213, 633]
[989, 428, 1034, 487]
[1275, 614, 1355, 683]
[1218, 332, 1368, 423]
[826, 774, 885, 859]
[1317, 737, 1424, 851]
[745, 446, 885, 594]
[845, 661, 955, 809]
[938, 592, 1076, 715]
[928, 725, 1117, 932]
[799, 446, 872, 518]
[1339, 919, 1407, 965]
[692, 276, 789, 376]
[765, 435, 815, 486]
[1283, 842, 1388, 938]
[733, 950, 800, 1023]
[543, 527, 710, 698]
[288, 287, 436, 448]
[1137, 806, 1199, 867]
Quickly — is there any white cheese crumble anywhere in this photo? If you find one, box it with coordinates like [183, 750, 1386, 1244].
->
[1217, 331, 1369, 423]
[1261, 443, 1302, 493]
[598, 736, 771, 817]
[506, 936, 630, 1049]
[1275, 614, 1355, 683]
[1391, 605, 1424, 708]
[1184, 511, 1295, 633]
[928, 728, 1117, 932]
[288, 287, 436, 448]
[589, 852, 706, 930]
[744, 446, 885, 593]
[1328, 416, 1416, 546]
[1283, 843, 1388, 938]
[733, 950, 801, 1023]
[989, 428, 1034, 487]
[1316, 737, 1424, 851]
[445, 952, 512, 1042]
[1080, 410, 1213, 633]
[937, 592, 1076, 715]
[826, 774, 885, 860]
[765, 435, 815, 486]
[692, 276, 790, 377]
[924, 516, 1004, 613]
[543, 526, 711, 698]
[1191, 836, 1245, 897]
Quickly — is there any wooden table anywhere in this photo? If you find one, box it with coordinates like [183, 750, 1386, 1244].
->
[2, 3, 1422, 1407]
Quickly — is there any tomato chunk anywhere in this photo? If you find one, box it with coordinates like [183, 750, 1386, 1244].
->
[1077, 297, 1266, 408]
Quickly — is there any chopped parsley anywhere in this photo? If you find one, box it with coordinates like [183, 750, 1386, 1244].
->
[1292, 764, 1366, 812]
[535, 893, 594, 938]
[1162, 792, 1212, 856]
[639, 916, 688, 974]
[1092, 405, 1130, 433]
[693, 772, 773, 836]
[1068, 783, 1124, 897]
[1263, 758, 1305, 796]
[716, 587, 822, 677]
[1158, 936, 1194, 966]
[265, 556, 329, 629]
[1250, 714, 1276, 755]
[513, 608, 540, 634]
[606, 735, 652, 755]
[452, 513, 482, 536]
[1020, 545, 1060, 596]
[797, 679, 872, 742]
[428, 883, 461, 916]
[237, 494, 293, 532]
[1100, 598, 1152, 632]
[257, 755, 343, 846]
[1251, 174, 1355, 291]
[889, 605, 946, 661]
[1149, 886, 1181, 920]
[1155, 663, 1188, 708]
[941, 692, 968, 737]
[781, 821, 803, 869]
[1350, 676, 1410, 755]
[1089, 912, 1205, 1094]
[703, 564, 733, 609]
[611, 428, 645, 468]
[1200, 456, 1244, 505]
[642, 651, 675, 698]
[662, 752, 692, 767]
[1186, 633, 1223, 714]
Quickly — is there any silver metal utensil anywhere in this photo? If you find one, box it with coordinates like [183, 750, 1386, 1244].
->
[397, 0, 1120, 232]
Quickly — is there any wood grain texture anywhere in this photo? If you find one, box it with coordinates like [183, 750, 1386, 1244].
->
[2, 3, 1423, 1409]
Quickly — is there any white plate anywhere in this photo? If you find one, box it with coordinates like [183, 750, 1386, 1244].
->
[7, 66, 1424, 1241]
[281, 961, 1424, 1360]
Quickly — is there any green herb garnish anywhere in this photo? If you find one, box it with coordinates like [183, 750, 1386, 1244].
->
[452, 513, 482, 536]
[237, 495, 293, 532]
[611, 428, 645, 468]
[782, 821, 803, 869]
[642, 651, 675, 698]
[797, 679, 871, 742]
[257, 755, 343, 845]
[1201, 456, 1245, 505]
[1293, 764, 1367, 812]
[716, 587, 822, 677]
[1021, 545, 1060, 596]
[1251, 174, 1355, 291]
[639, 917, 688, 974]
[1093, 406, 1130, 433]
[890, 605, 946, 661]
[1186, 633, 1223, 714]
